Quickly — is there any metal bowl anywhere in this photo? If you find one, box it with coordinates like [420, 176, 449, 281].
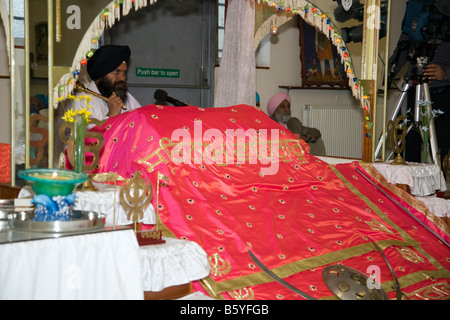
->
[8, 210, 106, 233]
[0, 199, 15, 220]
[0, 200, 15, 231]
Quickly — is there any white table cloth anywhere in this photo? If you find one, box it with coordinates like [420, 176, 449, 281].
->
[416, 195, 450, 218]
[371, 161, 447, 196]
[14, 185, 211, 297]
[139, 237, 210, 292]
[0, 229, 143, 300]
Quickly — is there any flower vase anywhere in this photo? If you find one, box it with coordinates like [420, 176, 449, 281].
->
[421, 131, 429, 164]
[73, 115, 86, 173]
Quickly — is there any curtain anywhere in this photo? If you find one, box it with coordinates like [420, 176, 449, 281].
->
[214, 0, 256, 108]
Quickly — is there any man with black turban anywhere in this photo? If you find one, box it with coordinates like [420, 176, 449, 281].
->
[73, 44, 141, 121]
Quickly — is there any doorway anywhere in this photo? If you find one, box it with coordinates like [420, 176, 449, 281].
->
[107, 0, 217, 108]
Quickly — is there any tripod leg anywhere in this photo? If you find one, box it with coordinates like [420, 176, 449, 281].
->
[375, 82, 411, 159]
[414, 84, 423, 123]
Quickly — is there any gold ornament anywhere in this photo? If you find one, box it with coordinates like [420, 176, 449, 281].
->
[119, 171, 153, 232]
[388, 115, 407, 165]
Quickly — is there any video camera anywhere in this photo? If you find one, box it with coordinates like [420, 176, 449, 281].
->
[333, 0, 388, 43]
[388, 0, 450, 83]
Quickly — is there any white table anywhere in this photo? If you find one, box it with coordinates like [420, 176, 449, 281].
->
[0, 229, 144, 300]
[0, 229, 211, 300]
[14, 184, 210, 299]
[371, 161, 447, 197]
[416, 195, 450, 219]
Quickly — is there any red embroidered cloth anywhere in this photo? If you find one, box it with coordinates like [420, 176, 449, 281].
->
[0, 143, 10, 183]
[91, 104, 450, 300]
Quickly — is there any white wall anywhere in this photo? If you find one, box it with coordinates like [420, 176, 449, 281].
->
[255, 17, 360, 123]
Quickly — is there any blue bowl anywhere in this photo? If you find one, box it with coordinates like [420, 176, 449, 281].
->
[18, 169, 88, 197]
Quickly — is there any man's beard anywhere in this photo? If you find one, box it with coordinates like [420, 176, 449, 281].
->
[275, 111, 291, 124]
[96, 77, 128, 104]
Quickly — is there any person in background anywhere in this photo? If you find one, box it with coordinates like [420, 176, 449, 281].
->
[72, 44, 141, 121]
[267, 92, 326, 156]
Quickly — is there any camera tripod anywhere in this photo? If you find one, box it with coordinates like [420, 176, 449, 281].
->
[375, 57, 439, 164]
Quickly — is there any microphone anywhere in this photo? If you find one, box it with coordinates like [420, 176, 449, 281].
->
[154, 89, 189, 107]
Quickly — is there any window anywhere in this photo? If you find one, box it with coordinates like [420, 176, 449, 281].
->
[217, 0, 226, 59]
[3, 0, 25, 39]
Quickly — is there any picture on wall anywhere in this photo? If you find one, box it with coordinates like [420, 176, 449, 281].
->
[298, 17, 348, 88]
[35, 22, 48, 63]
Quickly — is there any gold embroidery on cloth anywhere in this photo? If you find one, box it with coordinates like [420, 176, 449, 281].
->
[365, 219, 394, 234]
[397, 247, 425, 264]
[359, 162, 450, 237]
[228, 287, 255, 300]
[407, 282, 450, 300]
[138, 137, 307, 173]
[209, 253, 232, 277]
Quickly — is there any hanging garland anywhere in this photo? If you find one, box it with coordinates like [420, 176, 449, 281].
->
[257, 0, 373, 136]
[53, 0, 157, 109]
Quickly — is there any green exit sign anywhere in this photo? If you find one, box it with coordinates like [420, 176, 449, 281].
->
[136, 68, 180, 78]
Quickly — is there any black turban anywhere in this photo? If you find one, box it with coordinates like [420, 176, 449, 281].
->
[87, 45, 131, 81]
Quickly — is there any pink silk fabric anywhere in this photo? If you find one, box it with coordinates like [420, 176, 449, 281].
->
[90, 104, 450, 300]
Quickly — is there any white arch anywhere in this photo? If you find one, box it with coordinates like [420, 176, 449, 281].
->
[256, 0, 364, 104]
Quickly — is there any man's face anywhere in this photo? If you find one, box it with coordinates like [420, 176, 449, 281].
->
[96, 62, 128, 103]
[274, 99, 291, 123]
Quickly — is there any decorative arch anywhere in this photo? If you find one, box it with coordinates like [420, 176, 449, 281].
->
[256, 1, 367, 104]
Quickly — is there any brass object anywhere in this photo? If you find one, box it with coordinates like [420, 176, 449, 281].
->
[387, 115, 407, 165]
[75, 81, 127, 110]
[443, 151, 450, 184]
[83, 174, 98, 191]
[322, 264, 389, 300]
[119, 171, 153, 232]
[59, 118, 105, 176]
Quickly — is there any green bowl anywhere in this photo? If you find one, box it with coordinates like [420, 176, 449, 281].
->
[18, 169, 88, 197]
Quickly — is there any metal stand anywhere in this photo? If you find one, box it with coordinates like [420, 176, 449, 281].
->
[375, 57, 439, 164]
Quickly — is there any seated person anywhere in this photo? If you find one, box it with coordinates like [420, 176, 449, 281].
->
[267, 92, 326, 156]
[72, 44, 142, 121]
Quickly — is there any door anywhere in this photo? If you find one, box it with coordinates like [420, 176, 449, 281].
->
[107, 0, 217, 108]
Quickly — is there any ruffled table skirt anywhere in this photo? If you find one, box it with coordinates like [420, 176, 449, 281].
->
[371, 161, 447, 196]
[139, 237, 210, 292]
